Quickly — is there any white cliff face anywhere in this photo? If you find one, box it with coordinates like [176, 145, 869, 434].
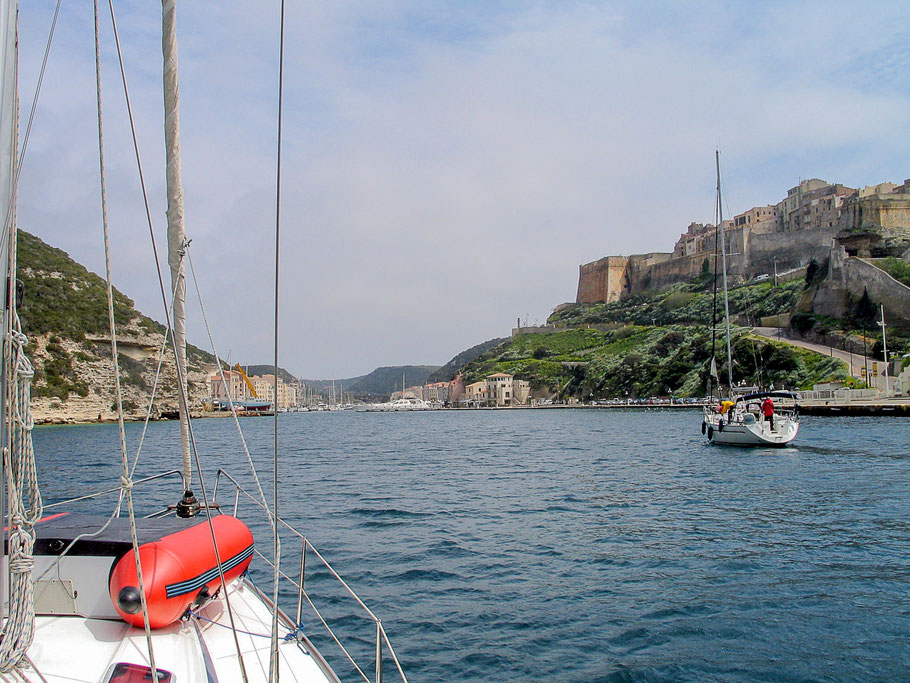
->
[27, 318, 214, 424]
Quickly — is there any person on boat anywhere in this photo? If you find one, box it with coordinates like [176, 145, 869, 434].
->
[761, 397, 774, 429]
[717, 400, 735, 425]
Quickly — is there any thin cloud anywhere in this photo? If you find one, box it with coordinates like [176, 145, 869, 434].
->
[15, 1, 910, 378]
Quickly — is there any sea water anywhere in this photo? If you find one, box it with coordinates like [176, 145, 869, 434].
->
[33, 409, 910, 681]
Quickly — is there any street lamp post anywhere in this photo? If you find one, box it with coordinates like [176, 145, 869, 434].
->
[863, 326, 869, 390]
[880, 305, 890, 396]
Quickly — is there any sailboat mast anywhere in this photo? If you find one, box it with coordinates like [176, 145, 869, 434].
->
[161, 0, 191, 485]
[716, 151, 734, 392]
[0, 0, 19, 624]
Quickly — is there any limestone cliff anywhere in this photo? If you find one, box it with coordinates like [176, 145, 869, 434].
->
[16, 230, 216, 424]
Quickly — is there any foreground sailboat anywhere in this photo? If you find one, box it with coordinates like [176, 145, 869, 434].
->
[1, 2, 405, 680]
[702, 390, 800, 447]
[700, 152, 799, 447]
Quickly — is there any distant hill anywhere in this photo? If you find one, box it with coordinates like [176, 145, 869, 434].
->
[240, 365, 298, 385]
[302, 365, 440, 397]
[427, 337, 508, 383]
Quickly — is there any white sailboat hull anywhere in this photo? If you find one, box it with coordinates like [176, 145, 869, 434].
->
[703, 413, 799, 447]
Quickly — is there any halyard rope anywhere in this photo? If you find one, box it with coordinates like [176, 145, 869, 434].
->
[0, 330, 41, 672]
[185, 245, 273, 523]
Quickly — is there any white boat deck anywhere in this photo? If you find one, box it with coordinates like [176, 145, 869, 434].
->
[25, 576, 336, 682]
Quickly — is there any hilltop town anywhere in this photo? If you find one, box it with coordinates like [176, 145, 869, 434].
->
[576, 177, 910, 332]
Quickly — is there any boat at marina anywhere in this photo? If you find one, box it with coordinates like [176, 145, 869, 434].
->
[701, 152, 799, 447]
[1, 2, 406, 680]
[361, 397, 436, 412]
[213, 398, 273, 412]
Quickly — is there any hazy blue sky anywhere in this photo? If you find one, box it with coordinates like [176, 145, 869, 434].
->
[15, 1, 910, 379]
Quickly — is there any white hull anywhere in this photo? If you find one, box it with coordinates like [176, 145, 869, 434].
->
[361, 397, 436, 411]
[703, 413, 799, 447]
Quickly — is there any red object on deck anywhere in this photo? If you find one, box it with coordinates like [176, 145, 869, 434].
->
[108, 515, 254, 628]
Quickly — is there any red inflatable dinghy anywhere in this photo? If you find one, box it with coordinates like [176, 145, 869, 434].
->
[109, 515, 254, 628]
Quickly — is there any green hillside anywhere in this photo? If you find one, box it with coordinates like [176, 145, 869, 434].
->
[18, 230, 160, 340]
[18, 230, 214, 364]
[427, 337, 508, 383]
[461, 324, 848, 400]
[16, 229, 216, 405]
[241, 365, 298, 385]
[550, 277, 804, 328]
[300, 365, 441, 397]
[457, 273, 862, 399]
[346, 365, 440, 395]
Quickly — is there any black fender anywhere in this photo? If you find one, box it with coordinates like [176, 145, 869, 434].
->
[701, 421, 706, 435]
[707, 426, 713, 440]
[717, 421, 724, 432]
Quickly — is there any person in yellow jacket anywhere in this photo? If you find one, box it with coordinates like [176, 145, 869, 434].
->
[717, 400, 735, 425]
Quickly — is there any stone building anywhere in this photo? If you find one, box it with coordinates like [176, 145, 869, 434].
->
[462, 374, 530, 406]
[838, 179, 910, 247]
[464, 380, 488, 404]
[733, 205, 779, 232]
[250, 373, 297, 409]
[485, 373, 530, 406]
[210, 369, 249, 402]
[777, 179, 855, 232]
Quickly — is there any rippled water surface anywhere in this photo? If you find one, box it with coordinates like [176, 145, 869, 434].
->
[33, 409, 910, 681]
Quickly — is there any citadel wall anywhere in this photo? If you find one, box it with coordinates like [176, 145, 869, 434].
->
[576, 256, 629, 303]
[576, 176, 910, 305]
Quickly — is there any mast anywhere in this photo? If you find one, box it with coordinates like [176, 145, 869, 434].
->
[161, 0, 191, 485]
[0, 0, 19, 624]
[716, 151, 734, 393]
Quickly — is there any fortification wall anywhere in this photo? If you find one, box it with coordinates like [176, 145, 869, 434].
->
[745, 226, 840, 277]
[826, 247, 910, 331]
[576, 256, 628, 303]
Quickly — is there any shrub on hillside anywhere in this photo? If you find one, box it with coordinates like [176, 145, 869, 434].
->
[877, 257, 910, 287]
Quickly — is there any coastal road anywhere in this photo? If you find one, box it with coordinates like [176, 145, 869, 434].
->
[752, 327, 888, 390]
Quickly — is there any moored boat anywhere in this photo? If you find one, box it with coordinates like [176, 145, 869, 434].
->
[702, 390, 800, 447]
[361, 397, 436, 411]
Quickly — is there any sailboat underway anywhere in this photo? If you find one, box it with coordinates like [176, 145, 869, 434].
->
[1, 2, 406, 680]
[700, 152, 799, 447]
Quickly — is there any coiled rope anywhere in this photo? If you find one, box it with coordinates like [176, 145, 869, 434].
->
[0, 330, 42, 672]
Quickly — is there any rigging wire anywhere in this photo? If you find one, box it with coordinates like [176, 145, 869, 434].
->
[270, 1, 288, 678]
[184, 244, 273, 521]
[709, 164, 721, 400]
[105, 1, 249, 678]
[92, 1, 158, 675]
[0, 0, 62, 248]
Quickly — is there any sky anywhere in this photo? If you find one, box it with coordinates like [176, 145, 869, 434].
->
[14, 1, 910, 379]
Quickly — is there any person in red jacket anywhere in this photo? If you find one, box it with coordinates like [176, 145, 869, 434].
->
[761, 397, 774, 429]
